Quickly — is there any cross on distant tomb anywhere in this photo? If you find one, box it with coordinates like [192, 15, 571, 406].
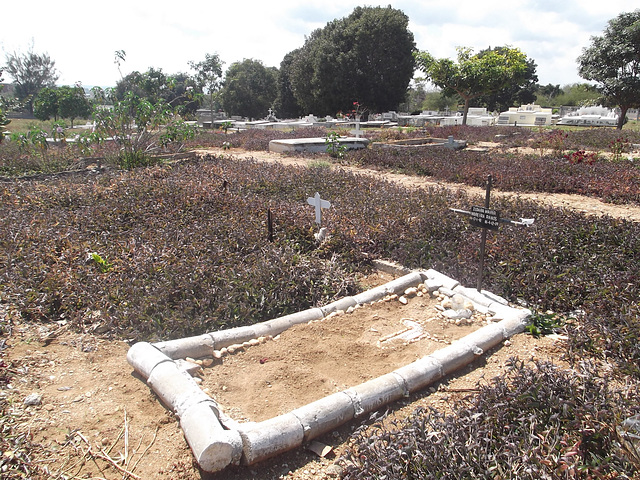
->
[307, 192, 331, 226]
[450, 175, 534, 291]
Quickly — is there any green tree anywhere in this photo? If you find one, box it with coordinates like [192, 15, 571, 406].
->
[274, 50, 305, 119]
[415, 46, 529, 125]
[537, 83, 563, 105]
[57, 85, 92, 127]
[189, 53, 224, 127]
[221, 59, 277, 119]
[0, 69, 10, 142]
[91, 89, 196, 168]
[577, 9, 640, 129]
[4, 46, 59, 113]
[34, 85, 92, 127]
[114, 68, 200, 117]
[33, 86, 60, 121]
[552, 83, 600, 107]
[287, 6, 415, 116]
[421, 89, 459, 113]
[474, 47, 538, 112]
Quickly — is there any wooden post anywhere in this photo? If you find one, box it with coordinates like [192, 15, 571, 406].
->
[267, 208, 274, 242]
[477, 175, 492, 292]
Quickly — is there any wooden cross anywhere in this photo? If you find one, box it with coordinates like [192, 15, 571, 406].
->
[307, 192, 331, 226]
[450, 175, 534, 291]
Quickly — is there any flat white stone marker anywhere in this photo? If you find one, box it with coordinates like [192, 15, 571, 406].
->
[307, 192, 331, 225]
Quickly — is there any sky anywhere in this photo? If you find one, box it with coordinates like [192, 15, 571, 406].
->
[1, 0, 638, 89]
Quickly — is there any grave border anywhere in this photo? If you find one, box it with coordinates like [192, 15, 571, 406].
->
[127, 267, 531, 473]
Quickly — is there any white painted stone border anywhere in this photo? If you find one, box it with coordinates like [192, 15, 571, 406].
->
[127, 268, 531, 473]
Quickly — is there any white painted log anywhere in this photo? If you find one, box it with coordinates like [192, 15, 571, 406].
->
[126, 341, 172, 379]
[146, 360, 209, 414]
[127, 267, 533, 474]
[430, 342, 477, 375]
[352, 285, 388, 305]
[290, 392, 355, 441]
[383, 272, 424, 295]
[321, 296, 358, 316]
[180, 400, 243, 471]
[424, 269, 460, 290]
[459, 323, 507, 354]
[498, 311, 531, 337]
[280, 308, 325, 326]
[153, 334, 215, 360]
[452, 285, 494, 308]
[238, 413, 305, 465]
[345, 373, 407, 417]
[209, 326, 256, 350]
[393, 356, 444, 393]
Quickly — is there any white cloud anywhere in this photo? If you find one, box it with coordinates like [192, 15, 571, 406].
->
[1, 0, 637, 88]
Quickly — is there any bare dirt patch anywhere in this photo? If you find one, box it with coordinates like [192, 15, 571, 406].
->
[203, 290, 479, 423]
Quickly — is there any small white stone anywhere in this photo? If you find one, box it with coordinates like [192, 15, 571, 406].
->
[404, 287, 418, 297]
[398, 296, 408, 305]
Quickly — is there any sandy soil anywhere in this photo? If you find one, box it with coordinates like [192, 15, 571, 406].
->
[2, 144, 631, 480]
[3, 272, 565, 480]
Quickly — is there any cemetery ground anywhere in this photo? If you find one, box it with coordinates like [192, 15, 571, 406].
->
[2, 274, 564, 480]
[2, 130, 640, 479]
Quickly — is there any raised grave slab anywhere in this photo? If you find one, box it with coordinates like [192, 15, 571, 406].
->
[269, 137, 369, 154]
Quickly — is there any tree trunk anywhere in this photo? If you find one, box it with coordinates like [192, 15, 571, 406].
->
[617, 105, 629, 130]
[462, 97, 470, 126]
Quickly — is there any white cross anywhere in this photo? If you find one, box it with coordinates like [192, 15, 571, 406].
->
[349, 117, 362, 138]
[307, 192, 331, 225]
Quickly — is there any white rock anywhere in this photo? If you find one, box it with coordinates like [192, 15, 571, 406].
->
[24, 393, 42, 406]
[404, 287, 418, 297]
[398, 296, 408, 305]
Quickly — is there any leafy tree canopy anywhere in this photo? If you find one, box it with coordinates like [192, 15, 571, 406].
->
[4, 46, 59, 113]
[0, 69, 10, 136]
[34, 85, 92, 127]
[288, 6, 416, 116]
[189, 53, 225, 125]
[577, 9, 640, 129]
[221, 59, 277, 119]
[474, 47, 538, 112]
[114, 67, 200, 117]
[415, 46, 529, 124]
